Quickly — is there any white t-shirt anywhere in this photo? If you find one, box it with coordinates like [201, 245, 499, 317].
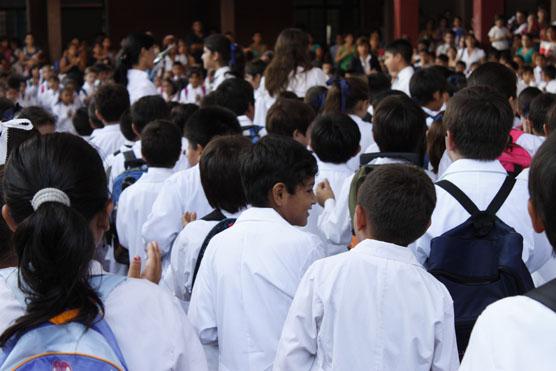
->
[488, 26, 511, 51]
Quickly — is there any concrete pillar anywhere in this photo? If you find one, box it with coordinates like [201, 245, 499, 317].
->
[393, 0, 419, 44]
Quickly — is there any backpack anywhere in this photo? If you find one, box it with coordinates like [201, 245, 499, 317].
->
[0, 273, 128, 371]
[190, 209, 236, 289]
[526, 278, 556, 312]
[348, 152, 423, 220]
[109, 151, 147, 265]
[498, 129, 532, 177]
[242, 125, 264, 144]
[426, 177, 534, 358]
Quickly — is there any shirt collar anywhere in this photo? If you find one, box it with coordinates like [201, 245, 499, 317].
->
[317, 159, 354, 174]
[214, 66, 231, 79]
[352, 239, 420, 266]
[397, 66, 414, 80]
[145, 167, 174, 178]
[440, 159, 507, 180]
[236, 207, 291, 226]
[237, 115, 253, 127]
[128, 69, 149, 80]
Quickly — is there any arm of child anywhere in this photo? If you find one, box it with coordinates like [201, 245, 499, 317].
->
[431, 290, 460, 371]
[273, 264, 323, 371]
[317, 177, 353, 246]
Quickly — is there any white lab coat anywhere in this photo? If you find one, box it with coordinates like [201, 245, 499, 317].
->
[188, 207, 325, 371]
[460, 294, 556, 371]
[391, 66, 414, 96]
[0, 264, 208, 371]
[414, 159, 552, 273]
[274, 239, 459, 371]
[179, 84, 206, 105]
[205, 66, 233, 94]
[89, 123, 126, 161]
[141, 164, 212, 255]
[515, 132, 545, 157]
[51, 100, 82, 134]
[304, 159, 354, 256]
[347, 114, 374, 171]
[254, 67, 328, 126]
[127, 68, 158, 104]
[116, 167, 174, 264]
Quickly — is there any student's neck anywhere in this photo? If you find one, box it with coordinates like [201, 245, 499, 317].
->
[132, 64, 147, 71]
[398, 63, 409, 71]
[424, 101, 442, 111]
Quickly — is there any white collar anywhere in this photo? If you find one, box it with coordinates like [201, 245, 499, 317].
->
[214, 66, 231, 79]
[128, 69, 149, 79]
[317, 159, 353, 173]
[352, 239, 420, 266]
[441, 159, 507, 179]
[236, 207, 291, 226]
[397, 66, 414, 80]
[237, 115, 253, 126]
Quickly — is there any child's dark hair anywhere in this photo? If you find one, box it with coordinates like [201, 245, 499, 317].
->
[529, 134, 556, 249]
[304, 85, 328, 114]
[87, 100, 103, 129]
[245, 59, 267, 77]
[240, 135, 317, 207]
[131, 95, 170, 133]
[368, 72, 391, 102]
[114, 32, 155, 86]
[373, 95, 427, 164]
[426, 120, 447, 174]
[200, 135, 251, 213]
[543, 65, 556, 80]
[0, 133, 108, 346]
[357, 164, 436, 246]
[17, 106, 55, 129]
[202, 78, 254, 116]
[409, 67, 448, 106]
[446, 72, 467, 96]
[183, 106, 242, 149]
[94, 83, 130, 123]
[310, 113, 360, 164]
[140, 119, 182, 168]
[170, 103, 198, 133]
[119, 108, 137, 142]
[468, 62, 517, 99]
[204, 34, 245, 78]
[528, 93, 556, 134]
[385, 39, 413, 64]
[266, 99, 316, 138]
[323, 76, 369, 114]
[0, 169, 14, 268]
[444, 85, 513, 160]
[72, 107, 93, 137]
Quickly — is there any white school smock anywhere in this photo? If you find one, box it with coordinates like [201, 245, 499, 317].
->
[456, 48, 486, 74]
[238, 114, 267, 137]
[422, 104, 446, 128]
[0, 264, 208, 371]
[51, 100, 82, 134]
[142, 164, 212, 255]
[107, 139, 189, 192]
[304, 159, 354, 256]
[347, 114, 374, 171]
[188, 207, 325, 371]
[116, 167, 174, 263]
[253, 67, 328, 126]
[205, 66, 233, 94]
[460, 294, 556, 371]
[179, 84, 206, 105]
[89, 123, 126, 161]
[515, 132, 545, 157]
[414, 159, 552, 273]
[127, 68, 158, 104]
[391, 66, 414, 97]
[273, 239, 459, 371]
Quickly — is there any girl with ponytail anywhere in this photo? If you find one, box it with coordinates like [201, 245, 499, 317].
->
[114, 32, 158, 104]
[0, 134, 207, 370]
[202, 34, 244, 93]
[253, 28, 328, 126]
[322, 76, 375, 167]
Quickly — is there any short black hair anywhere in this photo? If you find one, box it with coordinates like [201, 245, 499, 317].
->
[529, 133, 556, 250]
[310, 113, 360, 164]
[304, 85, 328, 114]
[170, 103, 199, 133]
[357, 164, 436, 246]
[517, 86, 541, 118]
[373, 95, 427, 162]
[200, 135, 251, 213]
[72, 107, 93, 137]
[409, 67, 448, 106]
[183, 106, 242, 148]
[368, 72, 391, 102]
[266, 99, 316, 137]
[528, 93, 556, 134]
[385, 39, 413, 64]
[140, 119, 182, 168]
[240, 135, 317, 207]
[17, 106, 55, 128]
[131, 95, 170, 133]
[468, 62, 517, 99]
[543, 65, 556, 80]
[119, 108, 137, 142]
[444, 85, 513, 160]
[245, 59, 267, 77]
[94, 83, 130, 122]
[202, 78, 254, 116]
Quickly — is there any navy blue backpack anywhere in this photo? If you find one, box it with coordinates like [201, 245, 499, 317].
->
[426, 177, 534, 358]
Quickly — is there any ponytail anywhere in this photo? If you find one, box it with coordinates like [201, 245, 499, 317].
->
[205, 34, 245, 79]
[322, 76, 369, 114]
[114, 32, 155, 87]
[0, 134, 109, 346]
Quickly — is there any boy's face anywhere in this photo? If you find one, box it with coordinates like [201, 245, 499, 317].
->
[86, 72, 97, 84]
[357, 44, 369, 56]
[61, 90, 73, 104]
[275, 177, 316, 226]
[444, 33, 454, 44]
[190, 74, 201, 87]
[245, 73, 261, 90]
[384, 51, 400, 74]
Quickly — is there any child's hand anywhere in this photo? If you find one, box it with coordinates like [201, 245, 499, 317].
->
[128, 241, 162, 284]
[182, 211, 197, 227]
[316, 179, 335, 207]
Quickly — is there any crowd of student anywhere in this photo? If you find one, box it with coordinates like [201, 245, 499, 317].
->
[0, 7, 556, 371]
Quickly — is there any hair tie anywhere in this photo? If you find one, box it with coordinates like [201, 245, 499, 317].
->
[338, 79, 350, 113]
[31, 188, 71, 211]
[316, 91, 327, 111]
[229, 43, 237, 66]
[0, 118, 34, 166]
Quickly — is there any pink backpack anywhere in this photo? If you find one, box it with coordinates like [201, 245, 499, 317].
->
[498, 129, 532, 176]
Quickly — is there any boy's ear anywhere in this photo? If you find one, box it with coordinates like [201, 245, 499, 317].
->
[353, 204, 367, 234]
[95, 109, 105, 123]
[270, 182, 288, 207]
[2, 205, 17, 232]
[445, 130, 456, 152]
[528, 199, 545, 233]
[131, 123, 141, 138]
[292, 129, 308, 146]
[544, 123, 551, 137]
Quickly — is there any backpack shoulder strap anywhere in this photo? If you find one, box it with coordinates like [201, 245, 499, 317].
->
[201, 209, 227, 221]
[191, 218, 236, 289]
[122, 150, 136, 163]
[525, 278, 556, 312]
[436, 180, 481, 216]
[486, 176, 516, 215]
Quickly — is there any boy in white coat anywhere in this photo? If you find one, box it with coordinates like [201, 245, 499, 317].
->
[274, 164, 459, 371]
[188, 135, 325, 371]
